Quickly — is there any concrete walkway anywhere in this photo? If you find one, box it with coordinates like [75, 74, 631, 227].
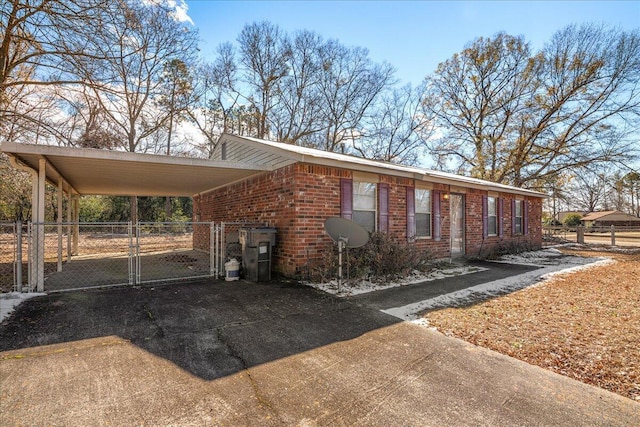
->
[1, 277, 638, 426]
[352, 260, 538, 310]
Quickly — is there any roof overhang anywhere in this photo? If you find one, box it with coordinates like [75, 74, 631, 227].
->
[221, 134, 547, 199]
[1, 142, 271, 197]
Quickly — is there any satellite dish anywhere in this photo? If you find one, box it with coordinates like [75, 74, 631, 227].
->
[324, 217, 370, 248]
[324, 217, 370, 292]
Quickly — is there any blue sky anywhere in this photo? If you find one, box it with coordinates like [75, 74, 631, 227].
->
[185, 0, 639, 86]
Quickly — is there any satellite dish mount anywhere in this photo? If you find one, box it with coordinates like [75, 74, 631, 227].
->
[324, 217, 370, 292]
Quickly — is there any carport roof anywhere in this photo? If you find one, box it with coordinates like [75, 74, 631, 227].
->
[1, 142, 271, 197]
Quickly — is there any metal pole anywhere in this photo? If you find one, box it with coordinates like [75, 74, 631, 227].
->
[136, 221, 140, 285]
[128, 221, 134, 285]
[66, 191, 72, 262]
[214, 222, 218, 276]
[27, 223, 32, 292]
[73, 196, 79, 256]
[338, 239, 345, 293]
[16, 221, 22, 293]
[221, 223, 226, 275]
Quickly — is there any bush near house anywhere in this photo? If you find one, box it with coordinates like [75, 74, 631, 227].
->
[310, 232, 432, 283]
[563, 213, 583, 227]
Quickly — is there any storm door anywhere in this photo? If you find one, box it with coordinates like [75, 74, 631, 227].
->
[450, 194, 465, 256]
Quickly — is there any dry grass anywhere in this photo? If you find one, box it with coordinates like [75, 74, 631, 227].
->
[425, 249, 640, 401]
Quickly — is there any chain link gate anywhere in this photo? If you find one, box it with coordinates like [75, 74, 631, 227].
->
[1, 221, 265, 293]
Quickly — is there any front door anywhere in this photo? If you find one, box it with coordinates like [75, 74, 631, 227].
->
[450, 194, 465, 256]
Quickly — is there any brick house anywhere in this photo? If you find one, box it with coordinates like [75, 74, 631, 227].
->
[194, 134, 546, 277]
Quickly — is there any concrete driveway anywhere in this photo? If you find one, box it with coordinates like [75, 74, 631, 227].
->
[1, 278, 638, 426]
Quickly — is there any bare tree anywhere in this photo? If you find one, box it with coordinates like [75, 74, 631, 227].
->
[0, 153, 32, 221]
[237, 21, 291, 139]
[64, 0, 198, 221]
[187, 44, 251, 157]
[568, 167, 609, 212]
[271, 30, 324, 144]
[623, 171, 640, 217]
[69, 1, 198, 154]
[55, 85, 123, 149]
[157, 58, 193, 216]
[314, 41, 395, 152]
[354, 84, 434, 165]
[158, 59, 193, 155]
[424, 25, 640, 188]
[1, 0, 110, 145]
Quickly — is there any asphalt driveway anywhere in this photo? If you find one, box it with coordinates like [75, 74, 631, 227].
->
[1, 276, 638, 426]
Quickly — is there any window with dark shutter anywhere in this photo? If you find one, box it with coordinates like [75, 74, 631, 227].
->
[433, 191, 441, 241]
[414, 188, 432, 237]
[513, 199, 523, 235]
[378, 183, 389, 233]
[524, 200, 529, 235]
[498, 197, 504, 237]
[406, 187, 415, 240]
[353, 182, 376, 232]
[340, 178, 353, 220]
[482, 195, 489, 238]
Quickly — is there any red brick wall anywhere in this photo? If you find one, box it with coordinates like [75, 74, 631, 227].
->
[464, 191, 543, 257]
[194, 163, 543, 277]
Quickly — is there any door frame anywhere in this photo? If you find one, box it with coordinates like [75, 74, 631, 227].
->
[449, 193, 465, 257]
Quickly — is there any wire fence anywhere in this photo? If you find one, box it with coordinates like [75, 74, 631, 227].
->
[0, 221, 267, 293]
[0, 222, 20, 293]
[543, 225, 640, 247]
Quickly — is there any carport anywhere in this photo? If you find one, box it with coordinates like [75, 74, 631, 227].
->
[1, 142, 273, 292]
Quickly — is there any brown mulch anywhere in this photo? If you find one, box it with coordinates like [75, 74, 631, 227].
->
[425, 249, 640, 401]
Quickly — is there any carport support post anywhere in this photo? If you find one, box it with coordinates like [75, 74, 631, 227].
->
[57, 177, 63, 272]
[66, 190, 72, 262]
[36, 158, 46, 292]
[73, 195, 79, 255]
[611, 225, 616, 246]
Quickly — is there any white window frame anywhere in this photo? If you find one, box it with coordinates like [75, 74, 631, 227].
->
[514, 200, 523, 235]
[353, 181, 377, 232]
[488, 196, 497, 236]
[415, 189, 432, 238]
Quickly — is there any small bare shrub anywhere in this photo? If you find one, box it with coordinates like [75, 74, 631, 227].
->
[483, 238, 538, 260]
[309, 232, 432, 283]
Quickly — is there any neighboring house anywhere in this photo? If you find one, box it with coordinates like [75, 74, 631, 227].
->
[581, 211, 640, 228]
[194, 134, 546, 277]
[557, 211, 586, 224]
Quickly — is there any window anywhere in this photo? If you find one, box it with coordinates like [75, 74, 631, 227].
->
[353, 182, 376, 232]
[483, 195, 503, 238]
[415, 189, 432, 237]
[514, 200, 523, 234]
[488, 197, 497, 236]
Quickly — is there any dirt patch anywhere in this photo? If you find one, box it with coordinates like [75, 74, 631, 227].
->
[425, 249, 640, 401]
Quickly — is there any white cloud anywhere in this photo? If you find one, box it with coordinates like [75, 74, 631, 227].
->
[142, 0, 194, 25]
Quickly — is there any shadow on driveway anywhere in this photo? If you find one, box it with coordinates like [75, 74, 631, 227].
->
[2, 268, 638, 426]
[0, 279, 399, 381]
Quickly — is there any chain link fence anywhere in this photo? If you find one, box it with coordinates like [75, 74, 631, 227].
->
[0, 221, 266, 293]
[0, 222, 22, 293]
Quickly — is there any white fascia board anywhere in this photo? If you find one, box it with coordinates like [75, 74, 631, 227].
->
[1, 141, 271, 171]
[220, 134, 547, 198]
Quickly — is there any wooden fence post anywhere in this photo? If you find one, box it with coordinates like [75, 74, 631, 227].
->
[611, 225, 616, 246]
